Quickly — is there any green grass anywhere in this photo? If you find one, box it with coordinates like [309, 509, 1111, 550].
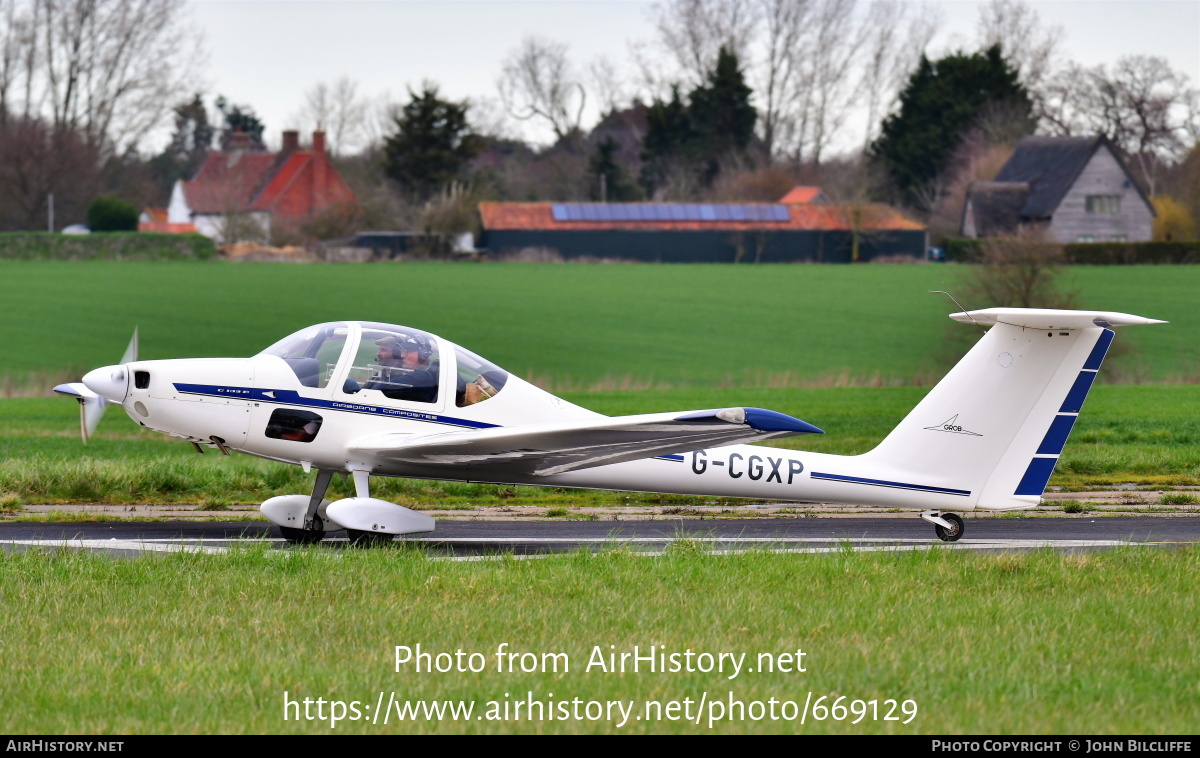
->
[2, 262, 1197, 392]
[0, 546, 1196, 734]
[1, 384, 1196, 507]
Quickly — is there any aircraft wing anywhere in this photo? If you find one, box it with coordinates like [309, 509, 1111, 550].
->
[348, 407, 823, 477]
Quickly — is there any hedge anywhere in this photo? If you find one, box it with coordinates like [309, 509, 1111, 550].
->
[0, 232, 217, 261]
[943, 238, 1200, 264]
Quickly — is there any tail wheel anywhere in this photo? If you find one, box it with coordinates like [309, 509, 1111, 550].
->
[279, 526, 326, 544]
[935, 512, 965, 542]
[346, 529, 394, 547]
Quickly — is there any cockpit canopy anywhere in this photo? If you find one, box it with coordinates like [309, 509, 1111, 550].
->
[257, 321, 509, 407]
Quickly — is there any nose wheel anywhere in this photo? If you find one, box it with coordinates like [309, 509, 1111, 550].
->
[921, 510, 965, 542]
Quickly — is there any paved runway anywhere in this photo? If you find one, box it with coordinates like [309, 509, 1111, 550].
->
[1, 516, 1197, 559]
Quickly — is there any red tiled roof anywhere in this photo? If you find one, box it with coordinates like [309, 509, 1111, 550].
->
[479, 203, 923, 232]
[779, 186, 824, 204]
[252, 152, 310, 211]
[139, 221, 197, 234]
[181, 144, 357, 221]
[142, 207, 168, 223]
[182, 151, 277, 214]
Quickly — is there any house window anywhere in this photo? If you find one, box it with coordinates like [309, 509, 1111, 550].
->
[1077, 235, 1096, 243]
[1086, 195, 1121, 214]
[1110, 235, 1127, 242]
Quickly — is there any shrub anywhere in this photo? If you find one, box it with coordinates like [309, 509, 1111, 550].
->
[85, 196, 139, 232]
[1064, 241, 1200, 265]
[947, 238, 1200, 264]
[961, 231, 1077, 309]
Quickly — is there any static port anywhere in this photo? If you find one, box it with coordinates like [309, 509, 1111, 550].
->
[134, 371, 150, 389]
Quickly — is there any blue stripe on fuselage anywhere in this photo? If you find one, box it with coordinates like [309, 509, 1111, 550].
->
[173, 383, 689, 462]
[173, 383, 499, 429]
[810, 471, 970, 497]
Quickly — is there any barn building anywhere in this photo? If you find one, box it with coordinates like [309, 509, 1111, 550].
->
[962, 135, 1155, 243]
[477, 189, 926, 263]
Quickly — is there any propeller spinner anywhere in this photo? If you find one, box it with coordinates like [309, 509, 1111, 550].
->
[53, 328, 138, 443]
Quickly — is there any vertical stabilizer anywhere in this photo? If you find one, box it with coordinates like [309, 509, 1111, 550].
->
[859, 309, 1164, 510]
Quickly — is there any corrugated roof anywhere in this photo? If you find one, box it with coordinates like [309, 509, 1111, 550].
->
[479, 202, 923, 232]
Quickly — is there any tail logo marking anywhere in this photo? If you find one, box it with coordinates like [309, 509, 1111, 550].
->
[924, 414, 982, 437]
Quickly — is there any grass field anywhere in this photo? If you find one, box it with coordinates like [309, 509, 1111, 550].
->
[0, 545, 1196, 734]
[1, 384, 1196, 507]
[2, 261, 1197, 392]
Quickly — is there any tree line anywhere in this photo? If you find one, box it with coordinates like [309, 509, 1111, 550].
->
[0, 0, 1197, 245]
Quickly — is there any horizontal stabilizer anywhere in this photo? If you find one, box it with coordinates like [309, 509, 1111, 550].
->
[350, 407, 822, 477]
[950, 308, 1167, 330]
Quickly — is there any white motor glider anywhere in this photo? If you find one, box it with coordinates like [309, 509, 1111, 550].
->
[55, 308, 1164, 544]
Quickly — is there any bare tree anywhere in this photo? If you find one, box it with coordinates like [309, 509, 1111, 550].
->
[587, 54, 627, 117]
[0, 0, 200, 155]
[858, 0, 939, 151]
[755, 0, 810, 160]
[292, 76, 370, 156]
[792, 0, 868, 165]
[975, 0, 1061, 96]
[649, 0, 760, 90]
[1087, 56, 1199, 195]
[1041, 56, 1199, 195]
[497, 36, 587, 142]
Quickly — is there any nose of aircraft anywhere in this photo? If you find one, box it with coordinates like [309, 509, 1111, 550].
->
[82, 364, 129, 404]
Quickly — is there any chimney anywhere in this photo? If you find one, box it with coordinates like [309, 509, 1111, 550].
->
[312, 131, 327, 209]
[281, 130, 299, 154]
[227, 128, 251, 153]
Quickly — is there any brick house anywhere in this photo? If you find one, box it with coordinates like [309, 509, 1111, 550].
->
[167, 130, 356, 242]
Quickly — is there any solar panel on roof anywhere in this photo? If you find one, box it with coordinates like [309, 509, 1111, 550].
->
[549, 203, 792, 223]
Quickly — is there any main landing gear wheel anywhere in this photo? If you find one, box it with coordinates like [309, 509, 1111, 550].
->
[280, 514, 326, 545]
[346, 529, 394, 547]
[934, 512, 965, 542]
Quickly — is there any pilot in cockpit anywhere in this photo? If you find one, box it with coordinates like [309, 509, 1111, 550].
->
[364, 334, 438, 403]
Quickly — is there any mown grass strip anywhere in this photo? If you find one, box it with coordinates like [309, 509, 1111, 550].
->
[2, 262, 1197, 389]
[0, 546, 1196, 733]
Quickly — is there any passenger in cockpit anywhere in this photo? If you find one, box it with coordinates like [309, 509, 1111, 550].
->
[365, 334, 438, 403]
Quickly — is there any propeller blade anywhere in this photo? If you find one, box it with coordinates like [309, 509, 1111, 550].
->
[81, 396, 109, 445]
[120, 326, 138, 365]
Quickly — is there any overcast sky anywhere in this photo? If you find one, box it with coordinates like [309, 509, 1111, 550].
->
[189, 0, 1200, 154]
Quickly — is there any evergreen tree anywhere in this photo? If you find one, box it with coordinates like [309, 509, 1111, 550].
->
[689, 46, 756, 169]
[871, 45, 1034, 207]
[639, 46, 757, 195]
[588, 136, 641, 201]
[383, 85, 483, 199]
[149, 94, 214, 200]
[215, 96, 266, 151]
[640, 86, 696, 194]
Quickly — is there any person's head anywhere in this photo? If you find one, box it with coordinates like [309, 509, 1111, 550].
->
[376, 334, 430, 368]
[396, 335, 431, 367]
[375, 336, 404, 367]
